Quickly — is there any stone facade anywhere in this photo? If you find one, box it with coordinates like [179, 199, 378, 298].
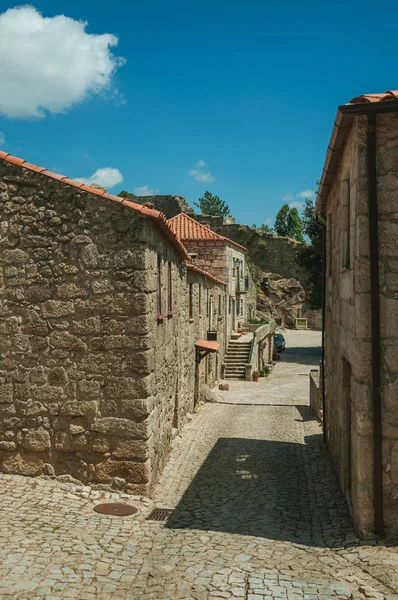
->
[195, 214, 307, 281]
[318, 110, 398, 537]
[167, 213, 257, 344]
[178, 239, 255, 343]
[0, 157, 226, 492]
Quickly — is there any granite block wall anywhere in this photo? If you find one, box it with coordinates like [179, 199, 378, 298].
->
[0, 160, 226, 492]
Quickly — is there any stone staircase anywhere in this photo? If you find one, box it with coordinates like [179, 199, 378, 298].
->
[224, 339, 252, 379]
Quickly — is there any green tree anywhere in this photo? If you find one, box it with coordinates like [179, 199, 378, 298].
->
[274, 204, 290, 236]
[287, 207, 304, 242]
[117, 190, 136, 199]
[259, 222, 273, 233]
[296, 197, 325, 308]
[194, 191, 231, 216]
[274, 203, 304, 241]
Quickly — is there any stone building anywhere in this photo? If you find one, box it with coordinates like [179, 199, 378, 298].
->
[0, 151, 226, 492]
[168, 212, 257, 345]
[195, 214, 307, 281]
[314, 90, 398, 537]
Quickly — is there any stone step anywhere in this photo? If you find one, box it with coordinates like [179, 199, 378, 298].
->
[225, 356, 247, 365]
[224, 375, 246, 379]
[227, 345, 251, 349]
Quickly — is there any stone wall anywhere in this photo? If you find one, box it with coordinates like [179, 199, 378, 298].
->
[305, 309, 323, 330]
[0, 160, 226, 493]
[323, 112, 398, 536]
[195, 215, 307, 281]
[246, 322, 276, 380]
[309, 369, 322, 422]
[324, 119, 374, 535]
[134, 195, 194, 219]
[375, 112, 398, 534]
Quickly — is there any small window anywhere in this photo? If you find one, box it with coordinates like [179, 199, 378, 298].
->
[218, 294, 221, 317]
[157, 255, 162, 318]
[236, 299, 239, 316]
[199, 284, 202, 315]
[189, 284, 193, 319]
[206, 289, 209, 316]
[167, 262, 173, 315]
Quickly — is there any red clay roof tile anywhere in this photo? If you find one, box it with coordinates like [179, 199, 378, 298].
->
[168, 212, 246, 251]
[0, 151, 189, 261]
[349, 90, 398, 104]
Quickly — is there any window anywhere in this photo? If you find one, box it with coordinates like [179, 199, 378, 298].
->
[167, 262, 173, 316]
[236, 299, 239, 316]
[206, 289, 209, 316]
[157, 255, 162, 318]
[189, 284, 193, 319]
[199, 284, 202, 315]
[240, 261, 243, 278]
[241, 299, 244, 315]
[218, 294, 222, 318]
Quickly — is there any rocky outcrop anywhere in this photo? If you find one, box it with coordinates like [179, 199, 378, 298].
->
[255, 271, 306, 328]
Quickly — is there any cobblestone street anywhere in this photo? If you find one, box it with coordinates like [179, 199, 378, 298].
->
[1, 331, 397, 600]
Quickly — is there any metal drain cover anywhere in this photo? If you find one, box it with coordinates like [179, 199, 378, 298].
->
[146, 508, 174, 521]
[94, 503, 138, 516]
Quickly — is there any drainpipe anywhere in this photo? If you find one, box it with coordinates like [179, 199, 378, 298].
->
[367, 112, 383, 535]
[316, 216, 327, 442]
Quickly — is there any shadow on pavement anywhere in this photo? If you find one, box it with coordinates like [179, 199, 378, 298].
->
[166, 425, 354, 548]
[277, 345, 322, 366]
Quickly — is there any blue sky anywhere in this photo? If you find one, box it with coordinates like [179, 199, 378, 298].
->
[0, 1, 396, 226]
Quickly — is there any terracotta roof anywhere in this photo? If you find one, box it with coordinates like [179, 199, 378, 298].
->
[316, 90, 398, 213]
[168, 212, 246, 251]
[187, 263, 227, 286]
[0, 151, 189, 260]
[348, 90, 398, 104]
[195, 340, 220, 352]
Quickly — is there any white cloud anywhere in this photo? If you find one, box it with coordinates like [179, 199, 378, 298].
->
[282, 191, 294, 203]
[296, 189, 315, 198]
[133, 185, 159, 196]
[188, 169, 215, 183]
[76, 167, 123, 189]
[195, 159, 206, 168]
[264, 217, 272, 225]
[288, 201, 305, 210]
[0, 5, 125, 118]
[0, 132, 5, 145]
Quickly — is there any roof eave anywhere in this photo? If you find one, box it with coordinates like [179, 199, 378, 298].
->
[315, 99, 398, 215]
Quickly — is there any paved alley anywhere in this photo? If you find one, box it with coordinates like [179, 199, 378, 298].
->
[1, 331, 398, 600]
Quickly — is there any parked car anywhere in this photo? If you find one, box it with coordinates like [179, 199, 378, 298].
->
[274, 333, 286, 352]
